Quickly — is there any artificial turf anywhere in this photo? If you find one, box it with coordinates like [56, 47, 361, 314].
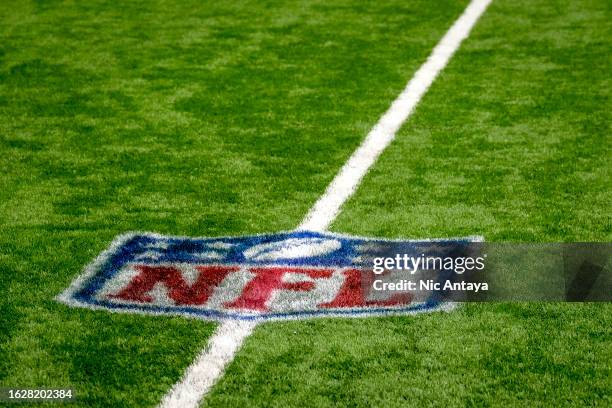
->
[0, 0, 609, 407]
[1, 0, 469, 406]
[205, 0, 611, 406]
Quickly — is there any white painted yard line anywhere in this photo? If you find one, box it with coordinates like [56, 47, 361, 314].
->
[158, 320, 257, 408]
[158, 1, 492, 407]
[300, 0, 492, 232]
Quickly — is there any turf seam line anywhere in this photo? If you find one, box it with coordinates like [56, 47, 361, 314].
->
[158, 1, 492, 407]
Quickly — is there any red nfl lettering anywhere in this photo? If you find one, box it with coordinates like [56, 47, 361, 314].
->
[109, 264, 412, 312]
[110, 265, 238, 305]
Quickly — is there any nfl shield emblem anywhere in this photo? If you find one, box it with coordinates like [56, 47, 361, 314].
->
[58, 231, 478, 321]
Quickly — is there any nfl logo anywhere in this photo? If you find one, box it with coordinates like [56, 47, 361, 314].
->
[58, 231, 476, 321]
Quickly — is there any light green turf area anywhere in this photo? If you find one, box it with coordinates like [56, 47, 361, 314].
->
[205, 0, 611, 407]
[0, 0, 473, 406]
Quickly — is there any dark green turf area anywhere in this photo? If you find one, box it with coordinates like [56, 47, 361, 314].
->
[0, 0, 476, 406]
[205, 0, 611, 407]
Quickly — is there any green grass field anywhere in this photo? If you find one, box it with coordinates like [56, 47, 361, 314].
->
[0, 0, 610, 407]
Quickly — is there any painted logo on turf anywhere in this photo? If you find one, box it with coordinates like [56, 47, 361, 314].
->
[58, 231, 475, 321]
